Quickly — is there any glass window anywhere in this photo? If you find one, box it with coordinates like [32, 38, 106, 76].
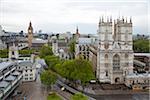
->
[113, 54, 120, 70]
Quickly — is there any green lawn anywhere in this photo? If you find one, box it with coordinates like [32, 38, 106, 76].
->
[47, 92, 62, 100]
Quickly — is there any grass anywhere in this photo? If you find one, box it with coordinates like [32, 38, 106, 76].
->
[47, 92, 62, 100]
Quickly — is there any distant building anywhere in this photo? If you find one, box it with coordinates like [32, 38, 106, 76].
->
[9, 42, 19, 60]
[31, 38, 48, 50]
[0, 25, 7, 50]
[27, 22, 33, 48]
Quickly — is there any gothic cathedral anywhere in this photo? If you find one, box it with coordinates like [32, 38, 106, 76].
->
[97, 17, 133, 84]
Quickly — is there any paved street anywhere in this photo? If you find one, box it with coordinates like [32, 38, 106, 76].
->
[8, 74, 48, 100]
[7, 74, 149, 100]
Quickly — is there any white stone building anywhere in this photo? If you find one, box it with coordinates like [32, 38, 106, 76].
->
[97, 17, 133, 84]
[17, 61, 36, 82]
[0, 25, 7, 50]
[75, 16, 150, 89]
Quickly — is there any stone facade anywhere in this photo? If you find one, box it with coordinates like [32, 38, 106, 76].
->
[27, 22, 33, 48]
[97, 17, 133, 84]
[9, 43, 19, 60]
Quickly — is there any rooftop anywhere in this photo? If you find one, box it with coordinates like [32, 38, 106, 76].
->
[0, 62, 15, 71]
[134, 53, 150, 57]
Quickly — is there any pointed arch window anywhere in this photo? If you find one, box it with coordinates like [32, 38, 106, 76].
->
[125, 53, 129, 66]
[113, 54, 120, 70]
[105, 54, 108, 67]
[125, 30, 128, 43]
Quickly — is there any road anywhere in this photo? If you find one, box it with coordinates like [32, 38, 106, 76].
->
[8, 73, 47, 100]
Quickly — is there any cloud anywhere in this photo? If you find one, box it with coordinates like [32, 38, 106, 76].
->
[0, 0, 149, 34]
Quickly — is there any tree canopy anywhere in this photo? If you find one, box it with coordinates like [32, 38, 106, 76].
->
[47, 92, 62, 100]
[44, 55, 63, 70]
[54, 58, 95, 85]
[71, 92, 88, 100]
[19, 49, 35, 55]
[40, 70, 57, 86]
[39, 45, 53, 58]
[133, 39, 149, 53]
[69, 40, 75, 53]
[0, 49, 8, 58]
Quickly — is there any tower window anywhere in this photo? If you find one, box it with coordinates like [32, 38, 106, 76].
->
[113, 54, 120, 70]
[106, 70, 108, 77]
[12, 51, 14, 55]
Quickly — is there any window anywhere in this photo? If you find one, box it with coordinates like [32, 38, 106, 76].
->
[30, 74, 33, 76]
[25, 74, 28, 76]
[105, 30, 108, 40]
[106, 70, 108, 77]
[30, 69, 32, 72]
[30, 77, 33, 80]
[125, 30, 128, 43]
[125, 54, 129, 66]
[105, 54, 108, 67]
[12, 51, 14, 55]
[113, 54, 120, 70]
[25, 78, 28, 80]
[79, 46, 81, 51]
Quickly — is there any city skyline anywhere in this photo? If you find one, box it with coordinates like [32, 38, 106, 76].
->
[0, 0, 149, 34]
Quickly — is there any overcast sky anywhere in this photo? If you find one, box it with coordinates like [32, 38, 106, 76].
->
[0, 0, 149, 34]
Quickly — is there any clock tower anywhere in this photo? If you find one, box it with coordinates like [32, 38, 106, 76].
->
[28, 21, 33, 48]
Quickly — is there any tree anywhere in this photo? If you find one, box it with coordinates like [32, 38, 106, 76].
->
[69, 40, 76, 59]
[133, 39, 149, 53]
[44, 55, 61, 70]
[47, 92, 62, 100]
[54, 58, 95, 85]
[39, 45, 53, 58]
[19, 49, 35, 55]
[40, 70, 57, 90]
[71, 92, 88, 100]
[0, 49, 8, 58]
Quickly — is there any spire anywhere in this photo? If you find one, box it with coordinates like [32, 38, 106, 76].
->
[99, 17, 101, 23]
[75, 26, 80, 39]
[29, 21, 32, 26]
[76, 26, 79, 34]
[28, 21, 33, 30]
[107, 16, 109, 22]
[130, 17, 132, 23]
[122, 16, 124, 22]
[126, 17, 127, 23]
[99, 17, 101, 27]
[102, 16, 104, 22]
[110, 16, 112, 23]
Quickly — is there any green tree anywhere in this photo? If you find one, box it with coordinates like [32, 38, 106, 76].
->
[54, 58, 95, 85]
[44, 55, 61, 70]
[0, 49, 8, 58]
[133, 39, 149, 53]
[19, 49, 35, 55]
[40, 45, 53, 58]
[69, 40, 76, 59]
[71, 93, 88, 100]
[47, 92, 62, 100]
[40, 70, 57, 90]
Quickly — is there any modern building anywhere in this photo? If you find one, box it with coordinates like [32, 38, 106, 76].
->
[0, 62, 23, 99]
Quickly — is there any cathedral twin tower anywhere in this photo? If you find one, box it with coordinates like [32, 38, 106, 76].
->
[97, 16, 133, 84]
